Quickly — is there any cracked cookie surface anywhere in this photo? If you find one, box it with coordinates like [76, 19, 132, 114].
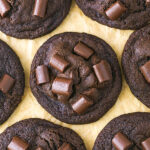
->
[93, 113, 150, 150]
[0, 39, 25, 124]
[0, 0, 71, 39]
[0, 118, 86, 149]
[75, 0, 150, 30]
[30, 32, 122, 124]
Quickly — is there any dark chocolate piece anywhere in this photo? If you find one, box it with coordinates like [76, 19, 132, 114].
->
[0, 74, 15, 93]
[142, 138, 150, 150]
[72, 95, 93, 114]
[50, 54, 69, 72]
[33, 0, 48, 18]
[0, 0, 10, 17]
[140, 61, 150, 83]
[7, 136, 29, 150]
[58, 143, 72, 150]
[52, 77, 73, 96]
[105, 1, 126, 20]
[35, 65, 50, 85]
[74, 42, 94, 59]
[93, 60, 112, 84]
[112, 132, 132, 150]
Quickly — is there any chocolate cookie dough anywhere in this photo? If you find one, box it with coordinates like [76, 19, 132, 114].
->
[0, 39, 25, 124]
[122, 25, 150, 108]
[75, 0, 150, 30]
[0, 118, 86, 149]
[93, 112, 150, 150]
[30, 32, 122, 124]
[0, 0, 71, 39]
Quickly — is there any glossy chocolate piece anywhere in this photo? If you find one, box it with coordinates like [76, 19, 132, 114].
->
[50, 54, 69, 72]
[0, 74, 15, 93]
[36, 65, 50, 85]
[58, 143, 72, 150]
[105, 1, 126, 21]
[0, 0, 10, 17]
[74, 42, 94, 59]
[72, 95, 93, 114]
[52, 77, 73, 96]
[146, 0, 150, 5]
[7, 136, 29, 150]
[93, 60, 112, 84]
[112, 132, 132, 150]
[33, 0, 48, 18]
[140, 61, 150, 83]
[142, 138, 150, 150]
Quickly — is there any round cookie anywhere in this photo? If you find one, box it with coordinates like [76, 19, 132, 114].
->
[93, 112, 150, 150]
[0, 39, 25, 124]
[75, 0, 150, 30]
[0, 0, 71, 39]
[122, 25, 150, 108]
[30, 32, 122, 124]
[0, 118, 86, 149]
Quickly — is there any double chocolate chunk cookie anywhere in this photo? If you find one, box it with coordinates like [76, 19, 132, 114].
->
[0, 39, 25, 124]
[93, 112, 150, 150]
[0, 0, 71, 39]
[30, 32, 122, 124]
[75, 0, 150, 30]
[0, 118, 86, 149]
[122, 25, 150, 108]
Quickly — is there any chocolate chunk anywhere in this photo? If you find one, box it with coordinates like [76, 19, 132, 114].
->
[7, 136, 29, 150]
[52, 77, 73, 96]
[142, 138, 150, 150]
[0, 0, 11, 17]
[0, 74, 15, 93]
[74, 42, 94, 59]
[105, 1, 127, 20]
[140, 61, 150, 83]
[93, 60, 112, 84]
[146, 0, 150, 5]
[36, 65, 50, 85]
[71, 95, 93, 114]
[58, 143, 72, 150]
[33, 0, 48, 18]
[36, 147, 43, 150]
[50, 54, 69, 73]
[112, 132, 132, 150]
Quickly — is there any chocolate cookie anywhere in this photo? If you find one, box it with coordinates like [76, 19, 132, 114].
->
[122, 25, 150, 108]
[30, 32, 122, 124]
[75, 0, 150, 30]
[0, 39, 25, 124]
[0, 118, 86, 149]
[0, 0, 71, 39]
[93, 112, 150, 150]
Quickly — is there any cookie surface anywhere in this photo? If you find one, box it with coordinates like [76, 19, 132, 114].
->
[0, 40, 25, 124]
[30, 32, 122, 124]
[0, 0, 71, 39]
[0, 118, 86, 149]
[93, 112, 150, 150]
[75, 0, 150, 30]
[122, 25, 150, 108]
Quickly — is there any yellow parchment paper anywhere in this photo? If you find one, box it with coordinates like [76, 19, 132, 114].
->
[0, 1, 150, 149]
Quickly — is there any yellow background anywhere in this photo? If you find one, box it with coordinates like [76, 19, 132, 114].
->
[0, 1, 150, 149]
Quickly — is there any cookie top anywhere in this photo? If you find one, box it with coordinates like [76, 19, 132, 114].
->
[93, 112, 150, 150]
[0, 0, 71, 39]
[75, 0, 150, 30]
[0, 118, 86, 149]
[30, 32, 122, 124]
[0, 39, 25, 124]
[122, 25, 150, 108]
